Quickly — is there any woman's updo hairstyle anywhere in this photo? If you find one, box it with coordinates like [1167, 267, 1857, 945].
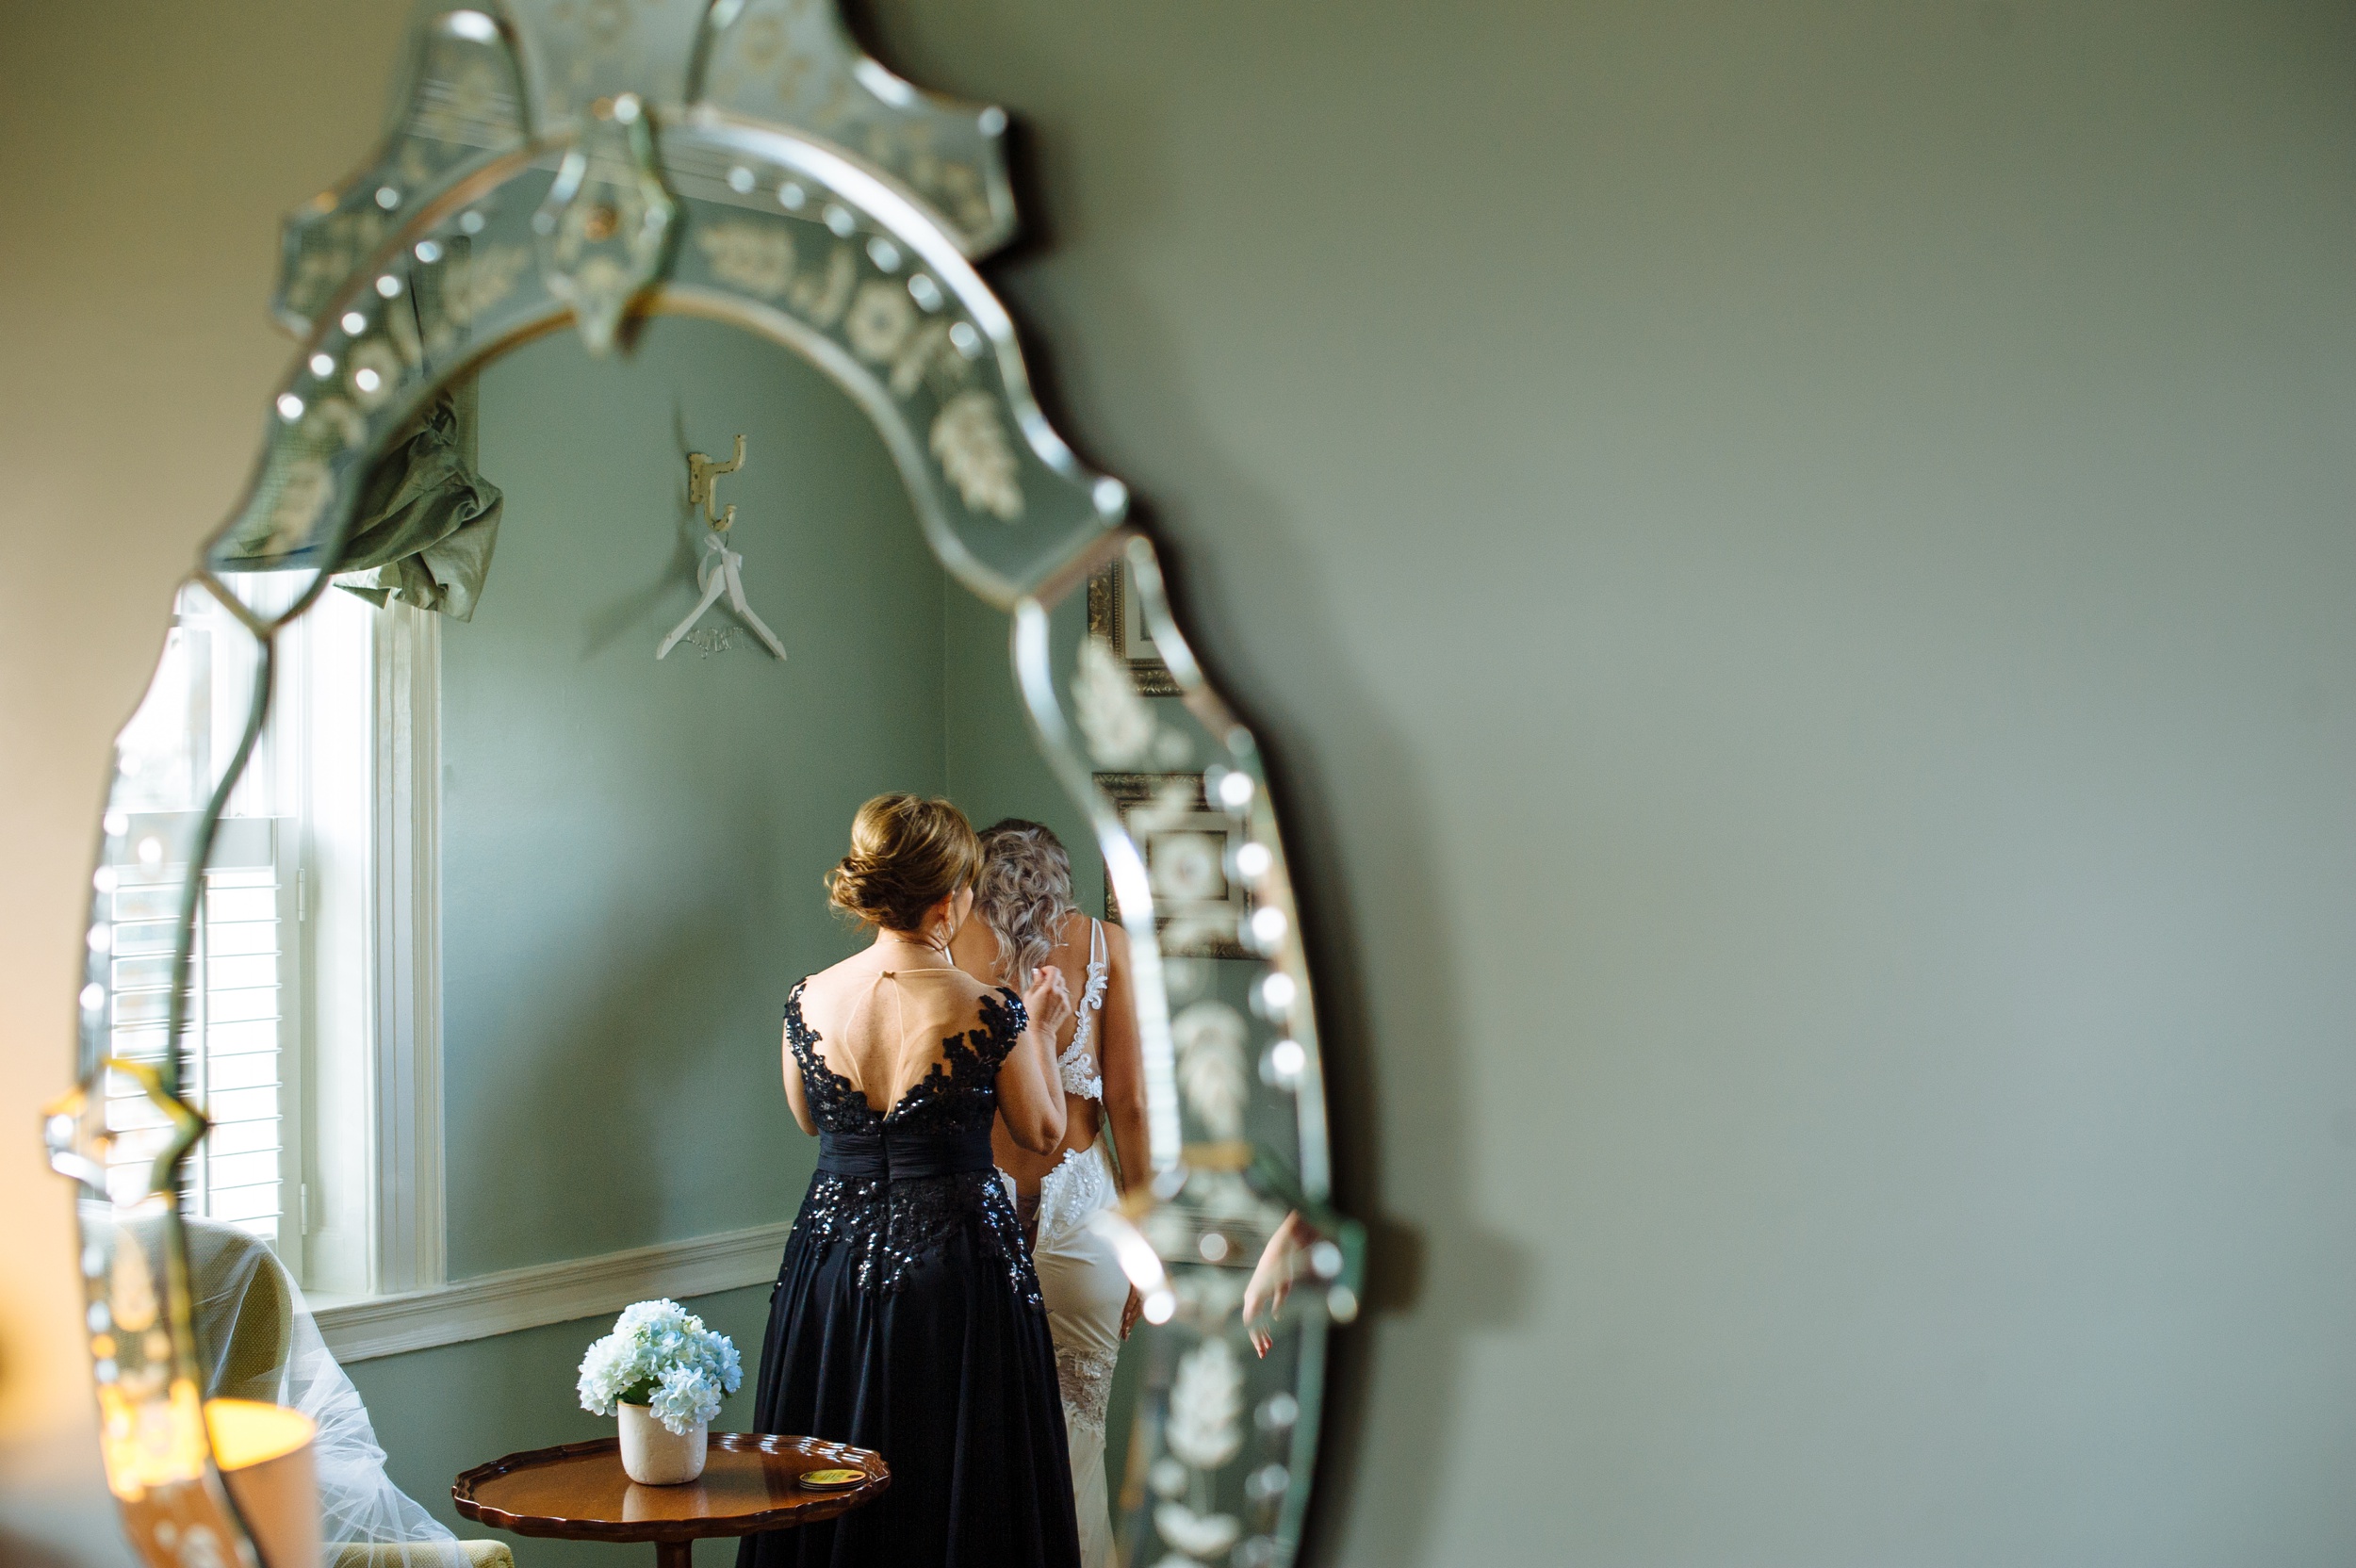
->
[826, 793, 983, 934]
[973, 819, 1076, 984]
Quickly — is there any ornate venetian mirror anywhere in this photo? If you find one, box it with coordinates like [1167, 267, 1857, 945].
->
[45, 7, 1361, 1568]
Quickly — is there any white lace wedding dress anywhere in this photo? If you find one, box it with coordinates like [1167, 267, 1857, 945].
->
[1009, 918, 1124, 1568]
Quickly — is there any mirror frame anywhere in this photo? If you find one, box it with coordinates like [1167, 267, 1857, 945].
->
[44, 7, 1365, 1566]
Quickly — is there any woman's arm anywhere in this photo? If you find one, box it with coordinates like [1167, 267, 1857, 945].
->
[996, 968, 1072, 1153]
[780, 1021, 817, 1136]
[1096, 923, 1153, 1195]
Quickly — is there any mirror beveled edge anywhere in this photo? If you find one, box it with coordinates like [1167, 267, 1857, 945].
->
[43, 7, 1366, 1567]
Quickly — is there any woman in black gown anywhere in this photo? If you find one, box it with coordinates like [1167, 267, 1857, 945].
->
[739, 793, 1084, 1568]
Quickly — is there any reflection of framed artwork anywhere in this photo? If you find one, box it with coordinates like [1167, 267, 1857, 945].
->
[1094, 770, 1249, 957]
[1087, 560, 1179, 695]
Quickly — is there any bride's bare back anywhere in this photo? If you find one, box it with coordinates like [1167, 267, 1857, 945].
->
[951, 909, 1152, 1202]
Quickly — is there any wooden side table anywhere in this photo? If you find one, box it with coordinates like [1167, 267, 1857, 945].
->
[453, 1432, 889, 1568]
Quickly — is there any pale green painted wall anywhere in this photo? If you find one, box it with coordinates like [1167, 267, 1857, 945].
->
[865, 5, 2356, 1564]
[442, 315, 949, 1273]
[943, 583, 1103, 908]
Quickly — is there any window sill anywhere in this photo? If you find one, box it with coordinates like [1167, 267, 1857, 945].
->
[311, 1220, 791, 1362]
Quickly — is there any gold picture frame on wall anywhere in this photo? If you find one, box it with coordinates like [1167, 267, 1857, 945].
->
[1087, 559, 1180, 695]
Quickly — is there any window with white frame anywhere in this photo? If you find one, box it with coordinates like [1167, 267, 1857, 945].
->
[103, 578, 441, 1298]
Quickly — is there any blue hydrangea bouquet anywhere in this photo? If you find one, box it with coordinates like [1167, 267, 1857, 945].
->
[577, 1298, 744, 1437]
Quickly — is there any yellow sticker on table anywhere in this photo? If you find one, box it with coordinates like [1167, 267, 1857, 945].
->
[798, 1468, 863, 1489]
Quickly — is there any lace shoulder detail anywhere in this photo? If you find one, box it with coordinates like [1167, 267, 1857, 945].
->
[783, 981, 871, 1133]
[971, 986, 1028, 1073]
[1057, 920, 1109, 1101]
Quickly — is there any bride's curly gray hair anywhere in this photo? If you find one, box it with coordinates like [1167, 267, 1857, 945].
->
[973, 819, 1076, 984]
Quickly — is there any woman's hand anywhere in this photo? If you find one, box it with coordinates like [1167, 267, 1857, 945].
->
[1243, 1213, 1308, 1357]
[1121, 1283, 1144, 1340]
[1023, 963, 1074, 1042]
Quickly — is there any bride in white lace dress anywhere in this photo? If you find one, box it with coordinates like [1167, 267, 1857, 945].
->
[951, 819, 1148, 1568]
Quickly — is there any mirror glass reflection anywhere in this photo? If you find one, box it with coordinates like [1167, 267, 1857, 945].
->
[70, 302, 1352, 1568]
[142, 312, 1167, 1563]
[434, 317, 1106, 1280]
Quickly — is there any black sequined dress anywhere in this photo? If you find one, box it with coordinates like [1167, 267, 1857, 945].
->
[737, 980, 1082, 1568]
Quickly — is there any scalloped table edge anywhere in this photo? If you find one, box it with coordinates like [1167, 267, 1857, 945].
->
[452, 1431, 891, 1547]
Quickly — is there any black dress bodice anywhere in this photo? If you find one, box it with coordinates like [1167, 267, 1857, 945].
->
[783, 981, 1039, 1305]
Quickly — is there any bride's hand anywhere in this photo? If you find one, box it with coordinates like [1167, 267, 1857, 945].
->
[1121, 1283, 1143, 1340]
[1023, 964, 1073, 1041]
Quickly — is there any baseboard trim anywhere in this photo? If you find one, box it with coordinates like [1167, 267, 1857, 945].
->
[315, 1221, 790, 1363]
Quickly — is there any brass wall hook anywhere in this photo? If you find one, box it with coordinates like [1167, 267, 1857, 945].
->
[662, 431, 785, 662]
[687, 433, 745, 530]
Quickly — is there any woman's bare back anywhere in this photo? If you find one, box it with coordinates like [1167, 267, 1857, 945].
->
[791, 947, 1002, 1119]
[785, 930, 1073, 1155]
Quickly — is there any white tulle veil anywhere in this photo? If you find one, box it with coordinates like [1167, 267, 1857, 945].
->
[156, 1213, 472, 1568]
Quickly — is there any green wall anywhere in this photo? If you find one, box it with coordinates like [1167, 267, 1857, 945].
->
[443, 315, 951, 1272]
[862, 4, 2356, 1565]
[943, 581, 1103, 909]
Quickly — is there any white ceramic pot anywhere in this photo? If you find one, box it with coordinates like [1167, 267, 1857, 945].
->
[616, 1401, 709, 1485]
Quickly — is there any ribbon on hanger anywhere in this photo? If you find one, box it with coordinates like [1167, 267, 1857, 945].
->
[657, 529, 788, 661]
[658, 433, 786, 662]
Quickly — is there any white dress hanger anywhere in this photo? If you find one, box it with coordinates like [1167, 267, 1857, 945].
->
[657, 434, 788, 662]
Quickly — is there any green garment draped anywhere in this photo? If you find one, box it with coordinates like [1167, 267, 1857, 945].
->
[328, 390, 504, 621]
[213, 387, 503, 619]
